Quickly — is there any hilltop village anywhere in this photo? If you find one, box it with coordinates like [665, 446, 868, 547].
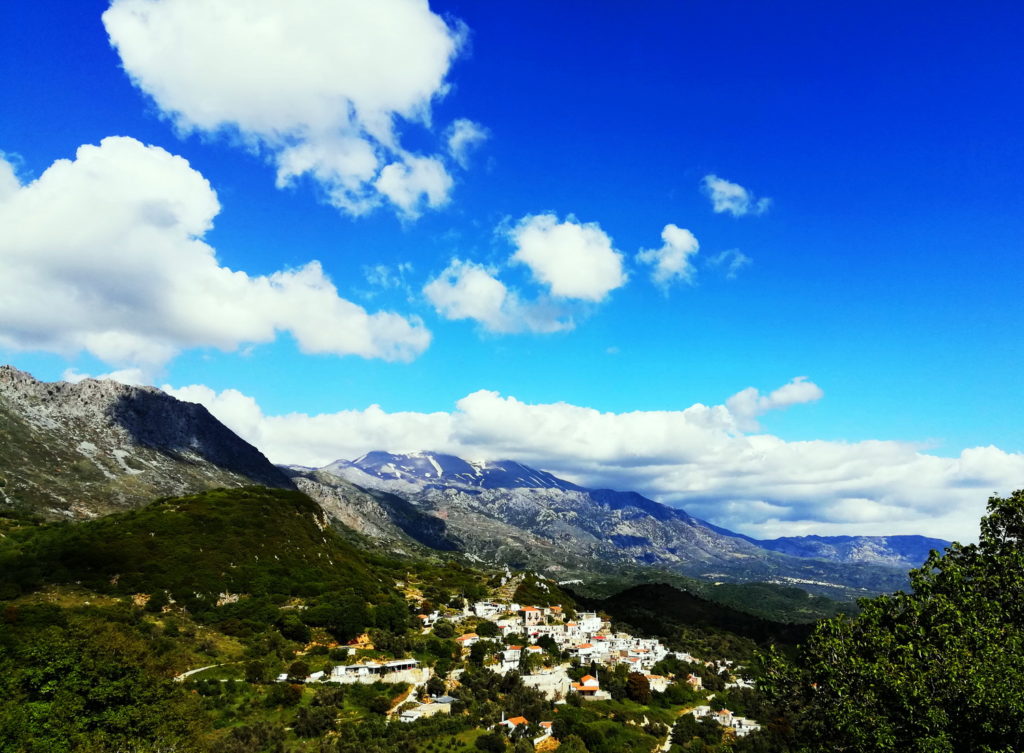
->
[269, 572, 763, 747]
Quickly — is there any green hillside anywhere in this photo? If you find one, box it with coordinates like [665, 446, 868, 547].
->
[580, 582, 815, 660]
[0, 487, 415, 647]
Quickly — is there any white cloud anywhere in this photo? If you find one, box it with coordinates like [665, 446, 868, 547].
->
[707, 249, 751, 279]
[636, 224, 700, 288]
[423, 259, 571, 334]
[374, 155, 453, 216]
[103, 0, 471, 217]
[509, 214, 627, 301]
[364, 262, 413, 291]
[0, 153, 20, 201]
[726, 377, 824, 431]
[163, 376, 1024, 542]
[0, 138, 430, 375]
[63, 366, 149, 386]
[702, 174, 771, 217]
[447, 119, 489, 168]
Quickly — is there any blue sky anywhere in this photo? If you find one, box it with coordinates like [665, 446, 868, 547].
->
[1, 1, 1021, 539]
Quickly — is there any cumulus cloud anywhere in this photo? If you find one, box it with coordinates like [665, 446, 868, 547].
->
[63, 367, 149, 386]
[509, 214, 627, 302]
[636, 224, 700, 288]
[423, 259, 571, 334]
[707, 249, 752, 279]
[162, 376, 1024, 541]
[422, 212, 626, 334]
[702, 174, 771, 217]
[103, 0, 471, 217]
[726, 376, 825, 431]
[447, 119, 489, 168]
[0, 138, 430, 377]
[0, 153, 19, 200]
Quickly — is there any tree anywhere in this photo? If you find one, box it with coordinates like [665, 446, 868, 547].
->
[625, 672, 651, 704]
[556, 735, 589, 753]
[469, 640, 493, 666]
[762, 490, 1024, 752]
[277, 612, 311, 643]
[293, 705, 335, 737]
[426, 675, 446, 697]
[475, 731, 508, 752]
[264, 682, 302, 708]
[286, 660, 309, 683]
[144, 589, 169, 613]
[432, 620, 455, 639]
[476, 620, 500, 638]
[245, 659, 270, 684]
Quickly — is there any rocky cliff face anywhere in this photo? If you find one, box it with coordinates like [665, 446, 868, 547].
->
[283, 467, 459, 553]
[0, 366, 292, 518]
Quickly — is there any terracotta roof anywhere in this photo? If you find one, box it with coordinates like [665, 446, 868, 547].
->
[579, 674, 597, 683]
[577, 643, 593, 649]
[507, 645, 523, 650]
[506, 716, 529, 726]
[521, 606, 540, 612]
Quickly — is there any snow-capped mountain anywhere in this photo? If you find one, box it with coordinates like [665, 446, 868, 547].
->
[322, 451, 581, 493]
[296, 451, 945, 598]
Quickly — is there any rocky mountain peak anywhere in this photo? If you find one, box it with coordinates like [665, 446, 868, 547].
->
[0, 366, 292, 518]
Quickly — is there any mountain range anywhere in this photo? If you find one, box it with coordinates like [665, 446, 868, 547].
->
[289, 451, 945, 598]
[1, 368, 950, 598]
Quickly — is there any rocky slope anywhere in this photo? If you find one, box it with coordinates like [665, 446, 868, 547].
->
[282, 467, 459, 552]
[313, 451, 927, 597]
[752, 534, 950, 570]
[0, 366, 292, 518]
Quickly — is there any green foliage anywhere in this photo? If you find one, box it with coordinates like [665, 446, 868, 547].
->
[581, 583, 811, 660]
[557, 735, 589, 753]
[762, 490, 1024, 752]
[433, 620, 455, 639]
[0, 604, 207, 753]
[263, 682, 302, 708]
[0, 487, 386, 598]
[625, 672, 651, 704]
[475, 620, 500, 638]
[474, 731, 507, 752]
[276, 611, 310, 643]
[512, 572, 575, 609]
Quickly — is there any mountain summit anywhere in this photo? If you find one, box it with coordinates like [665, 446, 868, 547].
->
[0, 366, 292, 518]
[324, 450, 581, 492]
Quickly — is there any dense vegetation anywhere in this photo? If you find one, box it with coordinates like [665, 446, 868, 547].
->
[758, 491, 1024, 752]
[4, 484, 1018, 752]
[577, 583, 814, 660]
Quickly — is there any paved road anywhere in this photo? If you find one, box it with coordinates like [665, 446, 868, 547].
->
[174, 663, 227, 682]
